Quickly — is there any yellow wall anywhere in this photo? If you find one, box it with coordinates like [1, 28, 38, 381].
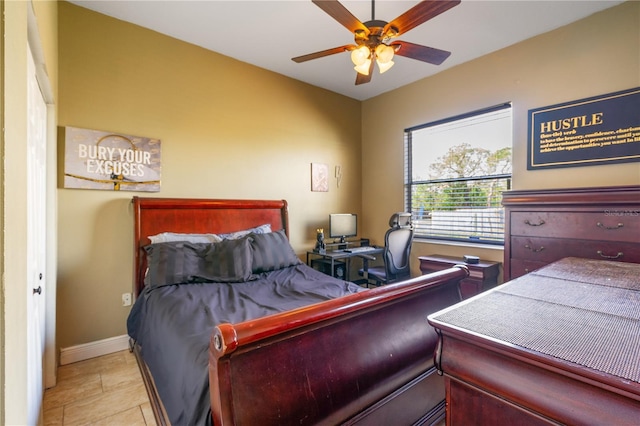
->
[57, 2, 640, 351]
[361, 2, 640, 272]
[57, 2, 362, 349]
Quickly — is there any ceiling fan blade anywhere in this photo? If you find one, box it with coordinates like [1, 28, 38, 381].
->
[355, 60, 375, 85]
[312, 0, 369, 35]
[385, 0, 461, 36]
[292, 45, 354, 63]
[392, 40, 451, 65]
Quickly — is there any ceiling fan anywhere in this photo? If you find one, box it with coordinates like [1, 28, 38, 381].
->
[292, 0, 461, 85]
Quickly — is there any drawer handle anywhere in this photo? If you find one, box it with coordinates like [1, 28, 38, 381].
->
[597, 250, 623, 260]
[596, 222, 624, 230]
[524, 244, 545, 253]
[524, 219, 545, 227]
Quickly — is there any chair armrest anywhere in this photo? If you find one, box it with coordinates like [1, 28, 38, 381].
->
[358, 254, 377, 261]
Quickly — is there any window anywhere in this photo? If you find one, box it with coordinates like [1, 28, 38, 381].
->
[405, 104, 512, 245]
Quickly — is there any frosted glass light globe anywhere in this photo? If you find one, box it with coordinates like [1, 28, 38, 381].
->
[350, 45, 371, 66]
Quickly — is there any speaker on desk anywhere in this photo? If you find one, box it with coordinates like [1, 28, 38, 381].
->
[360, 238, 370, 247]
[333, 263, 346, 279]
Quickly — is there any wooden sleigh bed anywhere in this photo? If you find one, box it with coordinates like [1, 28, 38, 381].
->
[128, 197, 469, 425]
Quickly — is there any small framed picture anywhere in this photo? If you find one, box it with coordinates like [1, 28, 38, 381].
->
[311, 163, 328, 192]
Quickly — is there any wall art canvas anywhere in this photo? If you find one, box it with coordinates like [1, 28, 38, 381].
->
[64, 126, 161, 191]
[311, 163, 329, 192]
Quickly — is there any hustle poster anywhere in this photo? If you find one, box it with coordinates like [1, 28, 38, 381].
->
[528, 88, 640, 170]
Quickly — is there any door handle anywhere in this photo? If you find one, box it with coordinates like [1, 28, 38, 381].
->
[33, 286, 42, 295]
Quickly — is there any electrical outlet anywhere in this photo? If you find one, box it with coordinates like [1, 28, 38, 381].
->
[122, 293, 132, 307]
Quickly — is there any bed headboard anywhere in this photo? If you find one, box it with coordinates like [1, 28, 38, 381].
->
[132, 197, 289, 296]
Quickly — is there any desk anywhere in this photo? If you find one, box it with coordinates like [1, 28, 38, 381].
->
[307, 247, 383, 281]
[428, 257, 640, 425]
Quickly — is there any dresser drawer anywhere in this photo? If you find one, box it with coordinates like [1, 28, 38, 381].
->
[509, 259, 548, 279]
[510, 211, 640, 242]
[511, 236, 640, 264]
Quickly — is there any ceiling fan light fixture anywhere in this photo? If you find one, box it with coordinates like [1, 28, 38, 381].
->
[375, 43, 394, 63]
[377, 59, 394, 73]
[295, 0, 460, 85]
[350, 45, 371, 66]
[374, 43, 394, 73]
[354, 58, 372, 75]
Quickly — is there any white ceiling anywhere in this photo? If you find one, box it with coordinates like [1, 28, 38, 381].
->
[68, 0, 624, 101]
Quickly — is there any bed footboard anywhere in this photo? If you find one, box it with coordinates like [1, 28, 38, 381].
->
[210, 266, 469, 425]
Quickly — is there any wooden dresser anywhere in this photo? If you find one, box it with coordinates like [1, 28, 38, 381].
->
[428, 257, 640, 425]
[502, 185, 640, 281]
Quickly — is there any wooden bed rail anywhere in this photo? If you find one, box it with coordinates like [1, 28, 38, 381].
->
[212, 266, 469, 355]
[210, 265, 469, 426]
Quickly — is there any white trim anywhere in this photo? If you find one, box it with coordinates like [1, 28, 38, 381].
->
[59, 335, 130, 365]
[27, 2, 54, 103]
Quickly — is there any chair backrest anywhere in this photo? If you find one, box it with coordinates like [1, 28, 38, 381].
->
[383, 213, 413, 282]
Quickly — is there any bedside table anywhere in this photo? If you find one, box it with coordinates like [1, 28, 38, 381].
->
[419, 254, 501, 299]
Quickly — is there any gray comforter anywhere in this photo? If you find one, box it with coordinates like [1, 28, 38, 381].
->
[127, 264, 363, 425]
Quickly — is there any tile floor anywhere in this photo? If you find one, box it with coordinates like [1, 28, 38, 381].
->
[43, 349, 448, 426]
[43, 350, 156, 426]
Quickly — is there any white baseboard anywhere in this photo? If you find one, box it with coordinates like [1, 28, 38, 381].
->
[60, 334, 130, 365]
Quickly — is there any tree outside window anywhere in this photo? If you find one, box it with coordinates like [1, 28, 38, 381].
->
[405, 105, 512, 244]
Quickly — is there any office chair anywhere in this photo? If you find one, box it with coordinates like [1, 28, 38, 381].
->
[359, 212, 414, 286]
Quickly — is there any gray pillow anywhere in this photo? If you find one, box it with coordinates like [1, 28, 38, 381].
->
[144, 239, 254, 286]
[250, 230, 302, 273]
[144, 241, 204, 287]
[194, 237, 254, 283]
